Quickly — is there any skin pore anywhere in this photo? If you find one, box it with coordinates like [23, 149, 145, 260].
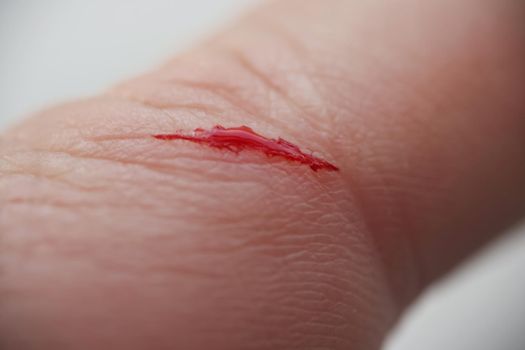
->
[0, 0, 524, 349]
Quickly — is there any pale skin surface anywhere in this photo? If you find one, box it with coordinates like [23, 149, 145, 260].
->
[0, 0, 524, 349]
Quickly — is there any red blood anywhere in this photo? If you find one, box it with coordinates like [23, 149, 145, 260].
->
[153, 125, 339, 172]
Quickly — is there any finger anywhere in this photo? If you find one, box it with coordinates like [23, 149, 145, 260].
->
[1, 0, 524, 349]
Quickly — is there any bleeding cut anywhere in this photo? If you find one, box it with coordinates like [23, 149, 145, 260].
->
[153, 125, 339, 172]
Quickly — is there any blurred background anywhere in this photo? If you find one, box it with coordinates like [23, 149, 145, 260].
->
[1, 1, 524, 349]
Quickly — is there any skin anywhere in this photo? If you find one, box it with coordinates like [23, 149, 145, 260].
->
[0, 0, 524, 349]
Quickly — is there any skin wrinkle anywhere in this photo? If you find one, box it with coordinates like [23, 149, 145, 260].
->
[2, 149, 288, 228]
[5, 203, 229, 263]
[224, 46, 325, 133]
[1, 99, 377, 245]
[9, 85, 343, 191]
[220, 48, 330, 137]
[0, 49, 388, 350]
[167, 77, 301, 138]
[110, 92, 226, 115]
[2, 1, 523, 349]
[0, 164, 102, 195]
[1, 108, 392, 348]
[1, 163, 214, 219]
[111, 45, 393, 315]
[215, 18, 331, 132]
[217, 20, 421, 307]
[200, 13, 425, 306]
[113, 45, 335, 160]
[0, 11, 400, 349]
[164, 78, 265, 118]
[267, 0, 524, 301]
[7, 137, 285, 182]
[155, 76, 299, 139]
[355, 115, 463, 297]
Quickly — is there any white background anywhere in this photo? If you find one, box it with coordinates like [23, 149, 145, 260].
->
[1, 1, 524, 349]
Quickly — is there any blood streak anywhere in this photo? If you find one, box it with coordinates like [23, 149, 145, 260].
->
[153, 125, 339, 172]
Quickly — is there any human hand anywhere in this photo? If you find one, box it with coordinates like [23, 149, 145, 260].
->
[1, 0, 524, 349]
